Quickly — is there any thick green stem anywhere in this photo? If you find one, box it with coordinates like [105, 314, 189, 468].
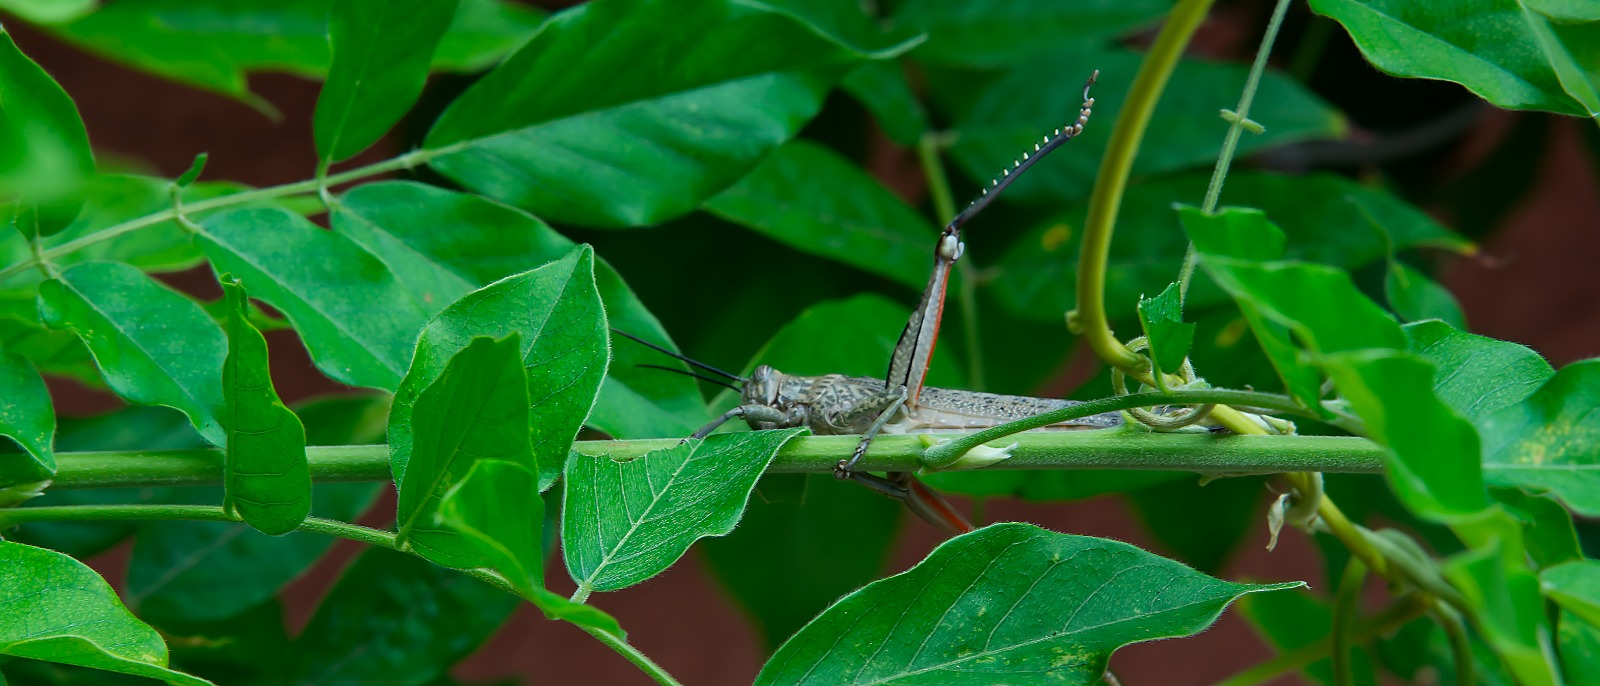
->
[1075, 0, 1215, 375]
[0, 148, 447, 283]
[918, 133, 986, 391]
[40, 430, 1385, 493]
[0, 503, 683, 686]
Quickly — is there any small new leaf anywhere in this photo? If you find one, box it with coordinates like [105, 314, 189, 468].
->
[1136, 282, 1195, 379]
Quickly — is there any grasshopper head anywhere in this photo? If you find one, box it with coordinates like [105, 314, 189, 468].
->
[744, 365, 783, 407]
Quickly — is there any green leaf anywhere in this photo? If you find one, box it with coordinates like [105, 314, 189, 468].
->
[396, 334, 536, 568]
[1542, 560, 1600, 628]
[1308, 0, 1591, 116]
[219, 279, 309, 536]
[1493, 487, 1583, 569]
[563, 427, 806, 594]
[0, 541, 211, 686]
[756, 523, 1302, 685]
[1526, 0, 1600, 21]
[894, 0, 1171, 67]
[389, 246, 607, 496]
[0, 350, 53, 473]
[945, 51, 1341, 206]
[46, 0, 542, 106]
[1443, 528, 1560, 686]
[0, 26, 95, 238]
[990, 172, 1467, 325]
[126, 481, 382, 625]
[1559, 611, 1600, 686]
[423, 0, 915, 227]
[0, 303, 97, 387]
[705, 139, 936, 289]
[284, 548, 517, 686]
[438, 459, 622, 635]
[314, 0, 460, 163]
[36, 262, 225, 445]
[0, 0, 97, 24]
[1403, 320, 1553, 424]
[841, 61, 929, 146]
[1480, 359, 1600, 517]
[1386, 263, 1466, 329]
[700, 474, 901, 649]
[1237, 590, 1378, 686]
[1136, 282, 1195, 378]
[198, 206, 433, 391]
[334, 181, 707, 438]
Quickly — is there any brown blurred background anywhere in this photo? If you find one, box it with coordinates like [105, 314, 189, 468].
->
[8, 0, 1599, 683]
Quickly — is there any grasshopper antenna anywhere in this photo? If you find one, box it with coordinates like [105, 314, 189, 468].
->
[611, 328, 744, 382]
[947, 69, 1098, 233]
[636, 364, 743, 391]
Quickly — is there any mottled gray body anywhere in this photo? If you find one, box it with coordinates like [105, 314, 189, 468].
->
[741, 367, 1122, 436]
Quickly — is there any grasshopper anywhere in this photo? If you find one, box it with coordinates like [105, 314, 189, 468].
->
[624, 72, 1111, 534]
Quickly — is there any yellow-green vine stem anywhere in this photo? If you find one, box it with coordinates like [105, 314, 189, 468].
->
[0, 504, 683, 686]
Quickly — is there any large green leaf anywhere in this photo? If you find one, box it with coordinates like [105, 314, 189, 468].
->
[1494, 487, 1583, 569]
[1309, 0, 1593, 117]
[894, 0, 1170, 67]
[45, 0, 543, 105]
[840, 61, 928, 146]
[1385, 262, 1466, 330]
[198, 207, 434, 391]
[1481, 359, 1600, 517]
[125, 397, 386, 625]
[563, 428, 806, 594]
[944, 51, 1341, 207]
[389, 247, 607, 496]
[219, 279, 309, 536]
[36, 262, 225, 445]
[396, 335, 538, 569]
[1542, 560, 1600, 628]
[1559, 611, 1600, 686]
[705, 139, 936, 290]
[334, 181, 706, 438]
[0, 26, 94, 238]
[1444, 527, 1560, 686]
[0, 541, 210, 686]
[1403, 320, 1553, 423]
[990, 173, 1467, 324]
[283, 548, 517, 686]
[700, 474, 902, 649]
[0, 350, 53, 473]
[438, 459, 623, 635]
[423, 0, 915, 227]
[756, 523, 1302, 685]
[314, 0, 459, 163]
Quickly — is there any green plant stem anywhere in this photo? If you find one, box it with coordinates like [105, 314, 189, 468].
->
[1214, 595, 1429, 686]
[1075, 0, 1215, 376]
[0, 503, 683, 686]
[0, 148, 446, 283]
[1177, 0, 1293, 300]
[1434, 604, 1475, 686]
[1331, 557, 1368, 686]
[918, 132, 986, 391]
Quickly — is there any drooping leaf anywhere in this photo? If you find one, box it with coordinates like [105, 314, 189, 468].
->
[894, 0, 1170, 67]
[0, 541, 211, 686]
[1560, 611, 1600, 686]
[755, 523, 1302, 685]
[1403, 320, 1553, 424]
[1493, 487, 1583, 569]
[219, 279, 309, 536]
[705, 139, 936, 290]
[840, 60, 929, 146]
[1480, 359, 1600, 517]
[0, 26, 95, 238]
[0, 350, 53, 473]
[700, 473, 902, 649]
[198, 207, 434, 391]
[423, 0, 916, 227]
[564, 428, 807, 594]
[389, 247, 607, 495]
[1542, 560, 1600, 629]
[45, 0, 543, 105]
[283, 548, 517, 686]
[314, 0, 460, 163]
[1386, 262, 1466, 329]
[1520, 10, 1600, 122]
[944, 51, 1342, 207]
[334, 181, 706, 438]
[36, 262, 225, 445]
[990, 172, 1468, 325]
[395, 334, 536, 569]
[1136, 282, 1195, 379]
[438, 459, 622, 635]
